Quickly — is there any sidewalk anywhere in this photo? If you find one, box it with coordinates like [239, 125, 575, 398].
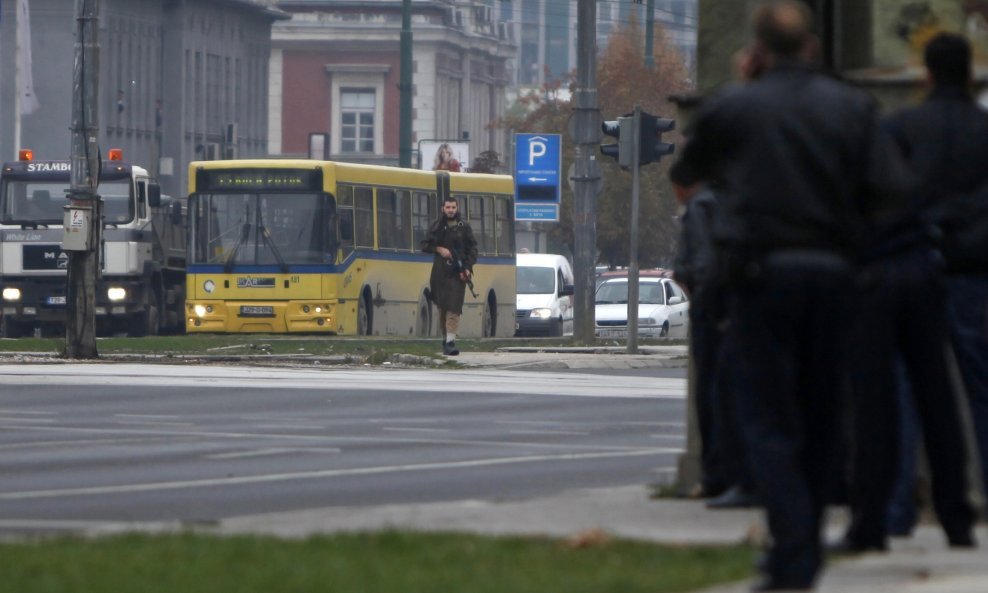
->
[453, 344, 689, 370]
[216, 485, 988, 593]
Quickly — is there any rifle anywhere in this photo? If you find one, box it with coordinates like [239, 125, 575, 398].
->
[448, 248, 479, 298]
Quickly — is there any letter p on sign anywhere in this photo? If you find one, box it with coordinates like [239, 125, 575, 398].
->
[528, 138, 546, 167]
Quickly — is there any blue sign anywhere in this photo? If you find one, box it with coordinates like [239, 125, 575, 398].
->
[514, 133, 561, 204]
[515, 203, 559, 221]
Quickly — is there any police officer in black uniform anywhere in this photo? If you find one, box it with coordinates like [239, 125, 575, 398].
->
[672, 2, 909, 589]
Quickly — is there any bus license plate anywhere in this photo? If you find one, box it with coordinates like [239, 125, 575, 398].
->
[239, 305, 275, 317]
[47, 296, 67, 305]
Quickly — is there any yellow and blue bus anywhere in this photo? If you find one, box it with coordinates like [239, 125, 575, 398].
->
[184, 159, 516, 336]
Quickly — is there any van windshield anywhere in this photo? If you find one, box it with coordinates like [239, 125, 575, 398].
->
[517, 266, 555, 294]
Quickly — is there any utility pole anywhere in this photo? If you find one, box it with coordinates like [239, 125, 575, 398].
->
[63, 0, 101, 359]
[570, 0, 602, 344]
[644, 0, 656, 69]
[398, 0, 413, 168]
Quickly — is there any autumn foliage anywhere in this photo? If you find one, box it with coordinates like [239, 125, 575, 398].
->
[499, 17, 691, 268]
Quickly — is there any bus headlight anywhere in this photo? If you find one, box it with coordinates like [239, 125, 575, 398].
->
[194, 304, 208, 317]
[2, 288, 21, 301]
[529, 308, 552, 319]
[107, 287, 127, 301]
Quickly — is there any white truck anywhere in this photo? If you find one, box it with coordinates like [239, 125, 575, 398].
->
[0, 149, 186, 337]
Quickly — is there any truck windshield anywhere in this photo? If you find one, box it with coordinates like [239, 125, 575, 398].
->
[190, 193, 335, 268]
[0, 179, 133, 226]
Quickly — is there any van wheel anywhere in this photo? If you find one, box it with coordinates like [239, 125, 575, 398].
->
[551, 316, 563, 337]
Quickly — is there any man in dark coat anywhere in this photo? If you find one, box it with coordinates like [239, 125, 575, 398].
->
[671, 1, 908, 589]
[882, 31, 988, 514]
[421, 196, 477, 356]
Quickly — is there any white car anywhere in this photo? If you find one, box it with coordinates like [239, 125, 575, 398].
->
[594, 275, 690, 338]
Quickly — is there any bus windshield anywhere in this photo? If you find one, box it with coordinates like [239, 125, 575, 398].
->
[0, 179, 133, 226]
[191, 193, 335, 268]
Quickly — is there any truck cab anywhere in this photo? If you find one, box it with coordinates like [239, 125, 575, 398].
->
[0, 149, 185, 337]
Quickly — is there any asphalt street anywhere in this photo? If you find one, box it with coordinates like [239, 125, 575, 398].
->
[0, 363, 686, 536]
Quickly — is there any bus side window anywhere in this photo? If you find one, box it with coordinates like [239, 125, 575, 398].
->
[412, 191, 435, 249]
[354, 186, 374, 248]
[339, 209, 354, 243]
[495, 195, 515, 256]
[337, 185, 355, 260]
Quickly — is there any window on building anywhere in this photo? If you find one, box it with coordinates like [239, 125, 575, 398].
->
[340, 90, 375, 153]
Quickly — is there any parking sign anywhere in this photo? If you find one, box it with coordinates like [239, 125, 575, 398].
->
[514, 133, 561, 221]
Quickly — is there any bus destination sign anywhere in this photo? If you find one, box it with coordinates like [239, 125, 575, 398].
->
[198, 168, 322, 192]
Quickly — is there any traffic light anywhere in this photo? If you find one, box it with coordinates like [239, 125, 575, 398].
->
[600, 116, 633, 168]
[639, 112, 676, 166]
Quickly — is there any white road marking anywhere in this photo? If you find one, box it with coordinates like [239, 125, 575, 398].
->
[0, 364, 685, 400]
[0, 423, 654, 453]
[0, 409, 54, 415]
[0, 435, 200, 451]
[0, 448, 678, 501]
[508, 430, 590, 436]
[205, 447, 341, 460]
[114, 414, 180, 420]
[0, 417, 55, 423]
[115, 421, 195, 427]
[381, 427, 451, 433]
[253, 424, 326, 430]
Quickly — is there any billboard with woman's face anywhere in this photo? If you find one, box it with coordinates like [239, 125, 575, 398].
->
[419, 141, 470, 172]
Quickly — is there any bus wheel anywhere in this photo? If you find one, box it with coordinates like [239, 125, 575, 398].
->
[357, 291, 373, 336]
[416, 294, 432, 337]
[482, 294, 497, 337]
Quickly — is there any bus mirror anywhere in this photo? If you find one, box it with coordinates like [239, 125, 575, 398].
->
[148, 183, 162, 207]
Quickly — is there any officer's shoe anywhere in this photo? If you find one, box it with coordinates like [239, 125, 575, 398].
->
[443, 341, 459, 356]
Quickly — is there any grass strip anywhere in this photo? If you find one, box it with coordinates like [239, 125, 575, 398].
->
[0, 530, 754, 593]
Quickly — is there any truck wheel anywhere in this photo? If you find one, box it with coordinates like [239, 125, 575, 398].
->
[132, 289, 161, 337]
[1, 317, 24, 338]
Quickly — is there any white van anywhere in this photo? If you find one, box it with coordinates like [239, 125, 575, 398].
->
[515, 253, 575, 337]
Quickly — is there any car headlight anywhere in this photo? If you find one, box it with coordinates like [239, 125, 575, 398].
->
[641, 317, 658, 326]
[107, 287, 127, 301]
[2, 287, 21, 301]
[529, 308, 552, 319]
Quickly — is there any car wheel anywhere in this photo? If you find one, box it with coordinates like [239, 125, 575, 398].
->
[660, 321, 669, 338]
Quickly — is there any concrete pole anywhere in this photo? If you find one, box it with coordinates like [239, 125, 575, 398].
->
[399, 0, 413, 168]
[627, 106, 641, 355]
[570, 0, 602, 344]
[645, 0, 656, 69]
[64, 0, 101, 359]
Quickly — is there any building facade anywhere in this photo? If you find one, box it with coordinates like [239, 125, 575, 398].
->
[0, 0, 285, 198]
[270, 0, 516, 169]
[513, 0, 698, 88]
